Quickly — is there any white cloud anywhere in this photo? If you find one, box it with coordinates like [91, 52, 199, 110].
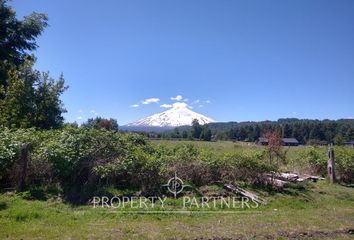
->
[77, 116, 83, 120]
[205, 100, 211, 104]
[172, 102, 191, 109]
[130, 104, 139, 108]
[198, 104, 204, 108]
[78, 109, 83, 113]
[192, 99, 200, 105]
[183, 98, 189, 102]
[90, 110, 98, 116]
[171, 95, 183, 101]
[160, 104, 173, 108]
[292, 111, 297, 115]
[142, 98, 160, 104]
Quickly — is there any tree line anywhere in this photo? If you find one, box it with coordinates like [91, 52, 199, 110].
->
[153, 118, 354, 145]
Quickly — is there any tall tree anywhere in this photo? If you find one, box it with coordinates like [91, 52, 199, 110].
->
[0, 59, 67, 129]
[0, 0, 48, 90]
[200, 127, 212, 141]
[191, 119, 202, 139]
[0, 2, 67, 129]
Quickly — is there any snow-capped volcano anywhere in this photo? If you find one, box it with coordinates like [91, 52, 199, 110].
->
[126, 102, 215, 127]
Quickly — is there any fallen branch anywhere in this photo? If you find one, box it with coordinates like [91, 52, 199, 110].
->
[224, 183, 267, 205]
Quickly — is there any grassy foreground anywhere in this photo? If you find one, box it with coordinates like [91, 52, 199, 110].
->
[0, 181, 353, 239]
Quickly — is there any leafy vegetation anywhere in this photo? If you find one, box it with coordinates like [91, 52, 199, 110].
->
[1, 128, 354, 206]
[0, 0, 67, 129]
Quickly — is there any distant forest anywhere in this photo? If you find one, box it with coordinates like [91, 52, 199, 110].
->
[153, 118, 354, 145]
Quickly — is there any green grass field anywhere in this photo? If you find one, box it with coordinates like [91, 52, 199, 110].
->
[1, 140, 353, 239]
[0, 181, 353, 239]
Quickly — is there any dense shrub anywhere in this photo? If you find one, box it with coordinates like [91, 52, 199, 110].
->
[155, 144, 275, 187]
[0, 128, 21, 176]
[303, 147, 327, 175]
[3, 127, 353, 203]
[335, 147, 354, 183]
[0, 128, 43, 182]
[219, 151, 277, 184]
[0, 127, 156, 202]
[35, 128, 157, 202]
[303, 146, 354, 183]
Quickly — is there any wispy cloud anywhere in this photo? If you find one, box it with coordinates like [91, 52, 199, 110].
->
[142, 98, 160, 104]
[192, 99, 200, 105]
[90, 110, 98, 116]
[205, 100, 211, 104]
[130, 104, 139, 108]
[160, 104, 173, 108]
[198, 104, 204, 108]
[171, 95, 183, 101]
[77, 116, 83, 120]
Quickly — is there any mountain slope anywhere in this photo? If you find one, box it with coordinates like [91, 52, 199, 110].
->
[126, 102, 215, 127]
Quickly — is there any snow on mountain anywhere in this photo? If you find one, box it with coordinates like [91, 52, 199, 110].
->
[126, 102, 215, 127]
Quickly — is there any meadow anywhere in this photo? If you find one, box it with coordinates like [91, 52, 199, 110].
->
[0, 171, 354, 239]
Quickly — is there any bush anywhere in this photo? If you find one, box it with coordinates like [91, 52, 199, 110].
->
[4, 128, 332, 203]
[303, 146, 354, 183]
[35, 128, 157, 202]
[0, 128, 43, 183]
[220, 151, 277, 184]
[335, 147, 354, 183]
[303, 147, 327, 175]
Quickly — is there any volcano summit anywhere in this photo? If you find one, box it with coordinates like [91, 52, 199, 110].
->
[126, 102, 215, 128]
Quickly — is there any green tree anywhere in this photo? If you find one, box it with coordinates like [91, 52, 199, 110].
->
[0, 0, 48, 90]
[345, 127, 354, 141]
[200, 127, 212, 141]
[191, 119, 202, 139]
[0, 2, 67, 129]
[33, 72, 67, 129]
[335, 134, 344, 146]
[0, 68, 33, 128]
[82, 117, 119, 131]
[0, 59, 67, 129]
[172, 128, 180, 138]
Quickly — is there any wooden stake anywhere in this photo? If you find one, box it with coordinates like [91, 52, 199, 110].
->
[16, 144, 29, 192]
[327, 144, 336, 184]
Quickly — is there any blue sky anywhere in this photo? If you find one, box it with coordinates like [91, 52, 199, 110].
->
[11, 0, 354, 125]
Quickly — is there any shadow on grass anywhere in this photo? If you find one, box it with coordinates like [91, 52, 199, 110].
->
[340, 183, 354, 188]
[0, 201, 7, 211]
[246, 181, 316, 203]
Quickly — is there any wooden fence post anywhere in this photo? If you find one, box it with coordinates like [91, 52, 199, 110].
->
[327, 144, 336, 184]
[16, 144, 29, 192]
